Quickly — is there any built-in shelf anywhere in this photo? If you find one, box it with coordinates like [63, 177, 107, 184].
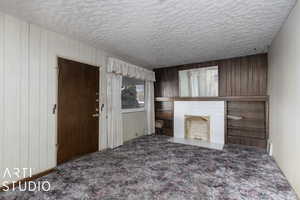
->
[155, 96, 269, 102]
[155, 96, 269, 148]
[227, 126, 266, 132]
[155, 97, 174, 102]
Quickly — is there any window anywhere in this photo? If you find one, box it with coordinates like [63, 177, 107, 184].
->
[179, 66, 218, 97]
[122, 77, 145, 110]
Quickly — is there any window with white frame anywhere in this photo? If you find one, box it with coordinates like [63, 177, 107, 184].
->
[179, 66, 219, 97]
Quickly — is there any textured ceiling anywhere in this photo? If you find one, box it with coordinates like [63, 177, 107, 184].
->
[0, 0, 296, 68]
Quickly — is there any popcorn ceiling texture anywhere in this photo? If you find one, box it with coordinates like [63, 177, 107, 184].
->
[0, 0, 296, 68]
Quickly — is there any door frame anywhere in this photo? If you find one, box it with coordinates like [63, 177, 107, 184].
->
[55, 55, 102, 165]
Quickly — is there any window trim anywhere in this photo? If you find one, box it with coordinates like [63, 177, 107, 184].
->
[122, 107, 145, 113]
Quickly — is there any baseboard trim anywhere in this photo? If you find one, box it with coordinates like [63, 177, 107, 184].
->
[0, 168, 56, 192]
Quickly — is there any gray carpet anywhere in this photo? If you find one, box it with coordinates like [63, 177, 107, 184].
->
[0, 135, 298, 200]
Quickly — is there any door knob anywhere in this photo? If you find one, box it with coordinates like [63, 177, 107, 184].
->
[92, 113, 99, 117]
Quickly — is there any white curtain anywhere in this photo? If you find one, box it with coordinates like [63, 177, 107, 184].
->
[145, 81, 155, 135]
[106, 57, 156, 147]
[179, 66, 218, 97]
[107, 57, 155, 82]
[107, 73, 123, 148]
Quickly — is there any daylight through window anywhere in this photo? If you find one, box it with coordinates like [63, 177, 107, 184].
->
[179, 66, 219, 97]
[122, 77, 145, 109]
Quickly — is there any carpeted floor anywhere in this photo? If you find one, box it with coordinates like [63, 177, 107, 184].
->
[0, 135, 298, 200]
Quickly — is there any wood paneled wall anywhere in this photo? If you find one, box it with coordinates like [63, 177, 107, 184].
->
[154, 54, 269, 148]
[154, 53, 268, 97]
[0, 12, 109, 185]
[154, 67, 179, 97]
[219, 54, 267, 96]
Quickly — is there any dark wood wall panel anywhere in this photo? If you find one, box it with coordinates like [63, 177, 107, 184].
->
[155, 100, 174, 137]
[227, 136, 267, 149]
[219, 54, 267, 96]
[154, 53, 268, 97]
[154, 53, 269, 148]
[227, 101, 267, 148]
[154, 68, 179, 97]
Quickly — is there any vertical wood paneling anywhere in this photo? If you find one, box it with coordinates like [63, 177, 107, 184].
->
[154, 54, 268, 97]
[260, 56, 268, 95]
[96, 50, 108, 150]
[218, 64, 226, 98]
[247, 57, 253, 95]
[1, 15, 29, 183]
[240, 57, 249, 96]
[219, 54, 268, 96]
[45, 32, 53, 169]
[19, 20, 29, 174]
[39, 29, 48, 171]
[154, 67, 179, 97]
[29, 25, 41, 174]
[0, 14, 4, 184]
[4, 16, 20, 180]
[0, 12, 109, 184]
[47, 31, 57, 168]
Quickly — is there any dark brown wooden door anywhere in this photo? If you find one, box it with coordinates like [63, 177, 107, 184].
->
[57, 57, 99, 164]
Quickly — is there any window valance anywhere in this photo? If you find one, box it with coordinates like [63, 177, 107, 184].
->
[107, 57, 155, 82]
